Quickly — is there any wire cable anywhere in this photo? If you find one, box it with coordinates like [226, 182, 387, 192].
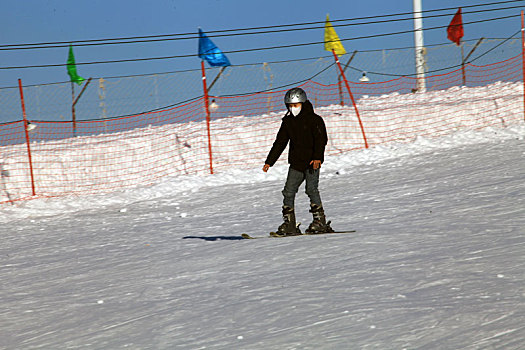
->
[1, 0, 523, 50]
[348, 30, 521, 77]
[44, 61, 339, 122]
[0, 14, 519, 70]
[0, 36, 516, 89]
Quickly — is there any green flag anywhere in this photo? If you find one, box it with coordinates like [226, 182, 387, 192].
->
[67, 45, 85, 85]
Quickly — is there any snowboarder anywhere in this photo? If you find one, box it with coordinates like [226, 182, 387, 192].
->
[262, 87, 334, 236]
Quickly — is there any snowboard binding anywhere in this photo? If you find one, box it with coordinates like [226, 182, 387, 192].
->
[274, 206, 302, 237]
[305, 204, 334, 234]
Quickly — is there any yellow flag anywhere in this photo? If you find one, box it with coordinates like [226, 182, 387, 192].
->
[324, 14, 346, 55]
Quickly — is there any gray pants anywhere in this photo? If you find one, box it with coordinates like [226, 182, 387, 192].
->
[282, 167, 322, 208]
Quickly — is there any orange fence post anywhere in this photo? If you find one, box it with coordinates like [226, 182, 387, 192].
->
[331, 49, 369, 149]
[521, 11, 525, 122]
[201, 61, 214, 174]
[17, 79, 36, 196]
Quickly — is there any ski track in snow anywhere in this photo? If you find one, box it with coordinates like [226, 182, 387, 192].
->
[1, 127, 525, 349]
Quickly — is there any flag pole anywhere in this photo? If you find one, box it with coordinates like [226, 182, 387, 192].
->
[197, 27, 231, 175]
[331, 49, 369, 149]
[18, 79, 36, 197]
[521, 10, 525, 122]
[201, 60, 214, 174]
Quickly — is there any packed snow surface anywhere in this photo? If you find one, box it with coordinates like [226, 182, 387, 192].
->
[1, 121, 525, 349]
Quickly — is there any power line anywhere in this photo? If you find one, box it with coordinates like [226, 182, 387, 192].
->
[0, 36, 514, 88]
[350, 30, 522, 78]
[35, 61, 339, 122]
[24, 29, 522, 122]
[106, 37, 521, 77]
[123, 30, 523, 117]
[1, 0, 523, 51]
[0, 13, 519, 71]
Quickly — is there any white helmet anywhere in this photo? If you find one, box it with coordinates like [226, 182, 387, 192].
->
[284, 87, 307, 104]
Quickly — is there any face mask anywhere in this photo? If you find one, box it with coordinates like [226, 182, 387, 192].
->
[290, 105, 301, 116]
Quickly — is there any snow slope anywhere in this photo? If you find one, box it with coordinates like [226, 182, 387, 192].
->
[1, 124, 524, 349]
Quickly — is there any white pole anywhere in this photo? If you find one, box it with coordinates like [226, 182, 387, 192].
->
[413, 0, 426, 92]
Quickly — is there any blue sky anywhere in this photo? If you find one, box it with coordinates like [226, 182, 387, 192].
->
[1, 0, 524, 86]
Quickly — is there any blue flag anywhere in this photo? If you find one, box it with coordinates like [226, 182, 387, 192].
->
[198, 28, 231, 67]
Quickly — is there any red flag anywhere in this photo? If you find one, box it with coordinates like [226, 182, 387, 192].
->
[447, 8, 464, 46]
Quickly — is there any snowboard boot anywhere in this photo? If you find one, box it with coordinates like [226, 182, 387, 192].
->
[306, 204, 334, 234]
[275, 206, 302, 236]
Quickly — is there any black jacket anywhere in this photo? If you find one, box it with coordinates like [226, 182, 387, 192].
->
[265, 100, 328, 172]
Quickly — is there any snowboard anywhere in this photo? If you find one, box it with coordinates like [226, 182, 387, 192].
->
[241, 230, 356, 239]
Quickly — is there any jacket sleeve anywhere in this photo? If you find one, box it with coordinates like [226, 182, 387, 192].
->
[312, 116, 328, 161]
[265, 121, 289, 166]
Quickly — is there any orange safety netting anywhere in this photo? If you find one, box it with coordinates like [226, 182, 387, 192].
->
[1, 55, 523, 204]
